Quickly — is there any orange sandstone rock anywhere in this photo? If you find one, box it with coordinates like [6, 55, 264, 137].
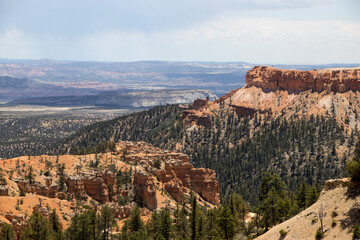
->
[246, 66, 360, 93]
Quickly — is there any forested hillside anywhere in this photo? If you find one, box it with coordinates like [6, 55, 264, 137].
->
[54, 104, 356, 205]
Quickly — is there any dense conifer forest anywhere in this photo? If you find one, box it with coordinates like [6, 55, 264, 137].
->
[54, 104, 356, 205]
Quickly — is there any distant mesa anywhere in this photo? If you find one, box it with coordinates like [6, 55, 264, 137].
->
[246, 66, 360, 93]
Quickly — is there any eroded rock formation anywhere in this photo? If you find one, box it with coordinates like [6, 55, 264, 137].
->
[0, 140, 220, 232]
[118, 141, 221, 207]
[246, 66, 360, 93]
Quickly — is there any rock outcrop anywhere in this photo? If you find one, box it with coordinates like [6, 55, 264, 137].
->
[0, 186, 9, 196]
[14, 177, 58, 198]
[117, 141, 221, 207]
[133, 170, 158, 210]
[246, 66, 360, 93]
[0, 140, 220, 232]
[181, 110, 211, 127]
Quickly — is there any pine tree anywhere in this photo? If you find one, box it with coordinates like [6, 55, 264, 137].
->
[49, 209, 63, 240]
[57, 163, 66, 192]
[128, 206, 144, 232]
[306, 186, 319, 207]
[99, 205, 115, 240]
[217, 206, 236, 240]
[146, 210, 162, 239]
[1, 223, 15, 240]
[27, 166, 34, 184]
[190, 196, 197, 240]
[21, 211, 51, 240]
[0, 168, 6, 186]
[159, 207, 172, 240]
[296, 182, 309, 209]
[173, 203, 189, 240]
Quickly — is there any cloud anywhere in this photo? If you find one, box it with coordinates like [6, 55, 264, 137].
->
[0, 0, 359, 63]
[66, 16, 360, 63]
[166, 17, 360, 63]
[0, 28, 40, 59]
[0, 0, 335, 36]
[1, 16, 359, 64]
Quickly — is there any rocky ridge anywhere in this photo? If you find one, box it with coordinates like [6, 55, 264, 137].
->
[246, 66, 360, 93]
[0, 141, 220, 231]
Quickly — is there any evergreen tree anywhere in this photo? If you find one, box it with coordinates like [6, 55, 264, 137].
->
[99, 205, 115, 240]
[1, 223, 15, 240]
[57, 163, 66, 192]
[217, 206, 236, 240]
[126, 206, 144, 233]
[190, 196, 197, 240]
[204, 208, 221, 239]
[173, 203, 189, 240]
[146, 210, 163, 239]
[49, 209, 63, 240]
[259, 172, 290, 231]
[27, 166, 34, 184]
[346, 158, 360, 181]
[296, 182, 309, 209]
[159, 207, 172, 240]
[21, 211, 52, 240]
[306, 186, 320, 207]
[0, 168, 7, 186]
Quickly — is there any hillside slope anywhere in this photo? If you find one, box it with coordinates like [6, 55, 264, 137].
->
[256, 178, 360, 240]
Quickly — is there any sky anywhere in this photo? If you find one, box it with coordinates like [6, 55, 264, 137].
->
[0, 0, 359, 64]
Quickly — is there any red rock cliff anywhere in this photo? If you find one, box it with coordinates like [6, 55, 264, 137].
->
[245, 66, 360, 93]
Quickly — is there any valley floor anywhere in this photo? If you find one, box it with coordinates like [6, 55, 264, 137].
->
[0, 105, 136, 159]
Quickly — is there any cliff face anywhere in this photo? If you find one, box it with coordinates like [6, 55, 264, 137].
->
[118, 141, 221, 208]
[246, 66, 360, 93]
[181, 66, 360, 130]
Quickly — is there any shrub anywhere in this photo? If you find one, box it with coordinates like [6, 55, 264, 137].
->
[19, 188, 26, 196]
[354, 225, 360, 240]
[331, 210, 338, 218]
[154, 158, 161, 169]
[312, 217, 318, 224]
[279, 229, 287, 238]
[346, 159, 360, 181]
[315, 227, 324, 239]
[331, 219, 337, 228]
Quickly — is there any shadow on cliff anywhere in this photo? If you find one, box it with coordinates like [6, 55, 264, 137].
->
[340, 181, 360, 233]
[340, 203, 360, 233]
